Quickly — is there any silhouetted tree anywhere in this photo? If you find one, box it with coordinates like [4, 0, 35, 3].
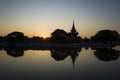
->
[0, 36, 5, 42]
[76, 36, 82, 43]
[51, 29, 67, 42]
[6, 31, 24, 42]
[94, 48, 119, 61]
[91, 30, 119, 43]
[83, 37, 90, 43]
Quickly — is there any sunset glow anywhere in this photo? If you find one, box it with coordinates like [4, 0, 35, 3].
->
[0, 0, 120, 38]
[43, 36, 47, 39]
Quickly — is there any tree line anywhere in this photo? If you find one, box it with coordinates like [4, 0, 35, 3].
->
[0, 29, 120, 43]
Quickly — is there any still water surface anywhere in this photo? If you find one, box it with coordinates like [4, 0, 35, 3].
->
[0, 46, 120, 80]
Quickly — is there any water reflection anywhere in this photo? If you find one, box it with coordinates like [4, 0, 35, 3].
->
[1, 45, 120, 63]
[50, 48, 81, 67]
[6, 47, 24, 57]
[94, 48, 120, 61]
[0, 46, 120, 80]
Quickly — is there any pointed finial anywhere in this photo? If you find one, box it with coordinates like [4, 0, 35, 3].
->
[72, 58, 75, 68]
[71, 54, 76, 69]
[73, 19, 74, 26]
[71, 19, 76, 33]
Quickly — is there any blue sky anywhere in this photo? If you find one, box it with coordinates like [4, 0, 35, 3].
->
[0, 0, 120, 37]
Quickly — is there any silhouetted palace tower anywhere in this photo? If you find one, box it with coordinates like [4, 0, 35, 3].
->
[70, 20, 78, 38]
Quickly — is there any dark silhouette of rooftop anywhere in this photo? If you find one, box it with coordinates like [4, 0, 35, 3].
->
[70, 20, 78, 38]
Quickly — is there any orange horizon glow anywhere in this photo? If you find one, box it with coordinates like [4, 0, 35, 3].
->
[0, 0, 120, 38]
[43, 36, 47, 39]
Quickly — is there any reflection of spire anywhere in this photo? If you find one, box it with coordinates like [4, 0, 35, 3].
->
[71, 55, 76, 68]
[70, 51, 78, 68]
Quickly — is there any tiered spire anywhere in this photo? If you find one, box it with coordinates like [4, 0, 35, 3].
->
[70, 20, 78, 37]
[71, 20, 76, 33]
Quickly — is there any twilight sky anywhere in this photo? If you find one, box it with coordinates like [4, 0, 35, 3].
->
[0, 0, 120, 37]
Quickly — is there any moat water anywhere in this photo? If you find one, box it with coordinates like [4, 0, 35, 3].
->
[0, 46, 120, 80]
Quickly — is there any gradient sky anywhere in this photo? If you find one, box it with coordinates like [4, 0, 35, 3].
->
[0, 0, 120, 38]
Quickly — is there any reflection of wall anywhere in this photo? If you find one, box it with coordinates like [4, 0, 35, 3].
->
[94, 48, 119, 61]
